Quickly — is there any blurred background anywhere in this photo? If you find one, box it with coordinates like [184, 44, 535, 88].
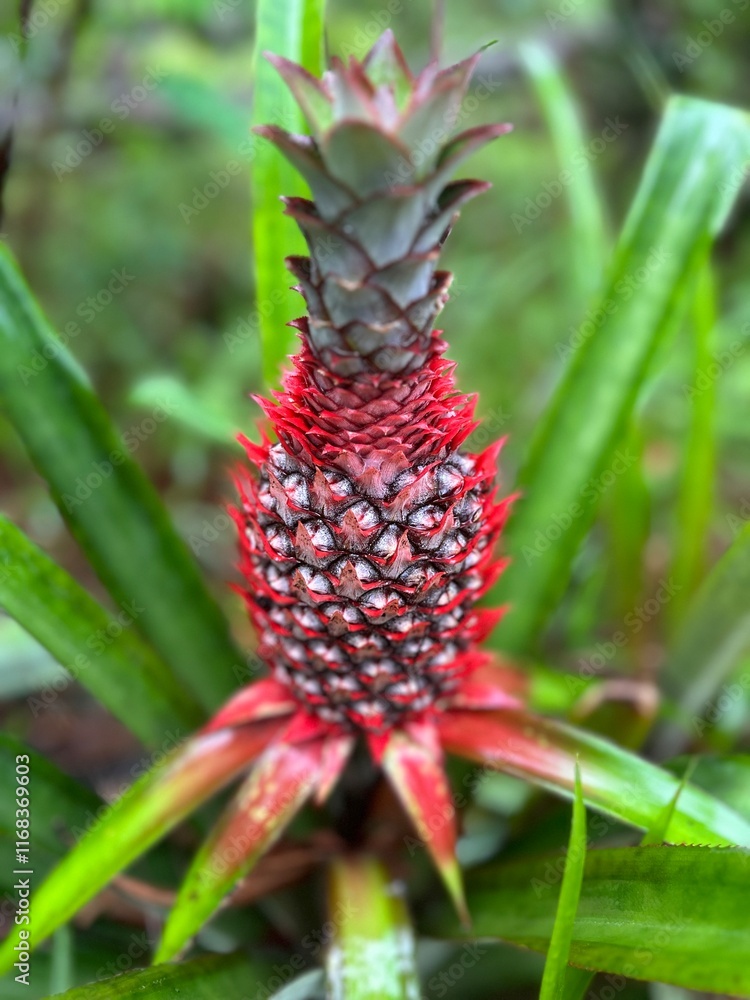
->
[0, 0, 749, 990]
[1, 0, 749, 770]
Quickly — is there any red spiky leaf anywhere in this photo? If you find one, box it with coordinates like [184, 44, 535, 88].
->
[155, 739, 326, 962]
[381, 726, 467, 921]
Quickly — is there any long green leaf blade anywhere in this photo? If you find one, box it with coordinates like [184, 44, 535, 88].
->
[0, 516, 203, 746]
[540, 765, 587, 1000]
[640, 761, 694, 846]
[155, 741, 321, 963]
[300, 0, 326, 78]
[492, 96, 750, 653]
[668, 261, 717, 624]
[252, 0, 325, 385]
[660, 523, 750, 728]
[0, 244, 242, 710]
[424, 846, 750, 996]
[49, 925, 75, 996]
[0, 735, 101, 890]
[326, 855, 420, 1000]
[521, 42, 608, 301]
[439, 710, 750, 845]
[51, 952, 273, 998]
[0, 723, 280, 973]
[669, 755, 750, 822]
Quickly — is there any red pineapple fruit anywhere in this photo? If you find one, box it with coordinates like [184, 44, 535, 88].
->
[221, 30, 518, 906]
[148, 33, 523, 958]
[237, 35, 516, 739]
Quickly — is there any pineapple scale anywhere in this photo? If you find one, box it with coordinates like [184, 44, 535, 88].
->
[236, 338, 510, 733]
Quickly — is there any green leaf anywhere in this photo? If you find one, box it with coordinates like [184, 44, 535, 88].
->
[424, 846, 750, 995]
[520, 42, 608, 302]
[129, 374, 241, 446]
[666, 755, 750, 823]
[0, 244, 242, 711]
[154, 741, 321, 963]
[300, 0, 326, 78]
[49, 926, 75, 996]
[0, 516, 203, 747]
[601, 420, 649, 633]
[0, 724, 277, 973]
[439, 710, 750, 845]
[326, 855, 420, 1000]
[669, 261, 717, 625]
[50, 952, 273, 998]
[492, 96, 750, 653]
[0, 735, 101, 889]
[540, 765, 587, 1000]
[252, 0, 326, 384]
[640, 760, 694, 846]
[659, 523, 750, 737]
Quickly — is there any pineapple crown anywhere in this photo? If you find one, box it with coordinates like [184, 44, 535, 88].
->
[254, 31, 511, 377]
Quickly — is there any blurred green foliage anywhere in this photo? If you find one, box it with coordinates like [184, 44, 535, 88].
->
[1, 0, 750, 994]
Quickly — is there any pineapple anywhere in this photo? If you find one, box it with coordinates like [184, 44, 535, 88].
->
[183, 32, 522, 925]
[237, 32, 513, 735]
